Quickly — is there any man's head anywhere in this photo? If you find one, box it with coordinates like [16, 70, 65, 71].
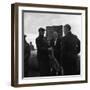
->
[30, 42, 32, 45]
[24, 35, 26, 38]
[38, 27, 45, 36]
[64, 24, 71, 35]
[24, 35, 27, 40]
[53, 31, 58, 40]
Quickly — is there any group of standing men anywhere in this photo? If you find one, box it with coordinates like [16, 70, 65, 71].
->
[36, 24, 80, 76]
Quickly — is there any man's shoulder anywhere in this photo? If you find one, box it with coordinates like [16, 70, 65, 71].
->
[71, 34, 79, 41]
[36, 36, 39, 40]
[62, 34, 74, 41]
[71, 33, 77, 38]
[36, 36, 44, 42]
[65, 33, 77, 39]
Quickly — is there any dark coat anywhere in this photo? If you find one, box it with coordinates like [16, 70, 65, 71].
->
[36, 36, 50, 76]
[62, 32, 80, 75]
[24, 40, 30, 77]
[50, 38, 62, 64]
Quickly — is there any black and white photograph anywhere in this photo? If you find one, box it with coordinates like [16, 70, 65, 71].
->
[23, 11, 81, 77]
[11, 3, 87, 87]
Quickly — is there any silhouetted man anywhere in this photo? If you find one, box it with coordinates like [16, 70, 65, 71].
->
[62, 24, 80, 75]
[24, 35, 30, 77]
[36, 28, 50, 76]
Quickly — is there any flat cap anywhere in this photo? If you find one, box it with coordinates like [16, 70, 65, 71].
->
[38, 27, 45, 32]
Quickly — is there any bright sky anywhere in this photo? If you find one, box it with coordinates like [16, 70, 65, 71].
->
[24, 12, 82, 49]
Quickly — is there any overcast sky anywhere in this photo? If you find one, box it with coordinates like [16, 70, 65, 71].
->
[24, 12, 82, 49]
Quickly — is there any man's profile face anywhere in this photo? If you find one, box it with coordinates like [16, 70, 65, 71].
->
[39, 30, 45, 36]
[64, 26, 69, 35]
[53, 31, 58, 40]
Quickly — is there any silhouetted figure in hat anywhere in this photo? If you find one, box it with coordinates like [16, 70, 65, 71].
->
[24, 35, 30, 77]
[36, 27, 50, 76]
[62, 24, 80, 75]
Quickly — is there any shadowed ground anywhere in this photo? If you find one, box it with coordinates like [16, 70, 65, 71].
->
[28, 50, 40, 77]
[26, 50, 80, 77]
